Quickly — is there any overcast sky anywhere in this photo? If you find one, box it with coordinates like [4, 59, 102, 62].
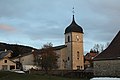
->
[0, 0, 120, 53]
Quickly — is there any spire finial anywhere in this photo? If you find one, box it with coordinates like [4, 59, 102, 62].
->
[72, 7, 75, 21]
[72, 7, 75, 15]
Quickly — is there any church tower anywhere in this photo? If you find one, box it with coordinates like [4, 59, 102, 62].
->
[64, 15, 84, 70]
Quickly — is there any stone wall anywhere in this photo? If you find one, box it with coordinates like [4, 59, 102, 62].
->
[29, 69, 93, 78]
[94, 60, 120, 77]
[55, 47, 67, 70]
[71, 32, 84, 70]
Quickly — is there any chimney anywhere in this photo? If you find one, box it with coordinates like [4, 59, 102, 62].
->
[32, 49, 34, 52]
[5, 49, 7, 52]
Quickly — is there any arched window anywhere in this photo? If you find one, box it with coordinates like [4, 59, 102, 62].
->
[68, 36, 70, 42]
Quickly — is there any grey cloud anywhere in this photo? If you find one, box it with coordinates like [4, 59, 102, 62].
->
[80, 0, 120, 44]
[0, 0, 120, 52]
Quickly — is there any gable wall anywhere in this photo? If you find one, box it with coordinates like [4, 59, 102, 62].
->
[20, 54, 34, 65]
[55, 47, 67, 70]
[0, 58, 16, 70]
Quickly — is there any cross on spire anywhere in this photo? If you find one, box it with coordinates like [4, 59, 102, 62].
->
[72, 7, 75, 21]
[72, 7, 75, 15]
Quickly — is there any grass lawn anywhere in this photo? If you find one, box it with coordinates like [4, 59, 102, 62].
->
[0, 71, 89, 80]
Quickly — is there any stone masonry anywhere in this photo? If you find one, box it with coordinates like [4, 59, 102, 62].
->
[94, 60, 120, 77]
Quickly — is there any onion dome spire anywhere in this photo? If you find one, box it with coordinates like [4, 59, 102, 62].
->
[65, 7, 83, 34]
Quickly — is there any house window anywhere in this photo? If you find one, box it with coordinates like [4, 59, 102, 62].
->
[2, 65, 8, 70]
[10, 65, 15, 70]
[4, 60, 7, 63]
[68, 36, 70, 42]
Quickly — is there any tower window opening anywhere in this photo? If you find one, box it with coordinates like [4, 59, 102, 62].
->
[77, 38, 79, 41]
[68, 36, 70, 42]
[68, 57, 70, 61]
[77, 51, 80, 60]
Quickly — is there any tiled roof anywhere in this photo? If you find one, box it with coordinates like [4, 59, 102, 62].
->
[14, 50, 39, 58]
[0, 50, 13, 59]
[94, 31, 120, 61]
[85, 52, 98, 60]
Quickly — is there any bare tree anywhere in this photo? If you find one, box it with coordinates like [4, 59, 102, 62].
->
[105, 42, 110, 48]
[36, 43, 58, 73]
[91, 42, 109, 53]
[93, 44, 100, 53]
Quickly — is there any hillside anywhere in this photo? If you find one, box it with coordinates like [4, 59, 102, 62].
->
[0, 42, 37, 57]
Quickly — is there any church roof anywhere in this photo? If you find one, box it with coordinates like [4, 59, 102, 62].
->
[53, 45, 67, 50]
[65, 15, 83, 34]
[94, 31, 120, 61]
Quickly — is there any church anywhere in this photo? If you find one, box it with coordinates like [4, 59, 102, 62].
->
[0, 14, 84, 71]
[54, 14, 84, 70]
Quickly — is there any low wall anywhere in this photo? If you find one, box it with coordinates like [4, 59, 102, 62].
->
[29, 69, 93, 78]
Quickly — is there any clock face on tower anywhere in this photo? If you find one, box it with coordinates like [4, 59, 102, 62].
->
[76, 35, 79, 39]
[76, 35, 79, 41]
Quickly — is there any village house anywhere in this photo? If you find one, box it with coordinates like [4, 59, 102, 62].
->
[0, 50, 16, 70]
[93, 31, 120, 77]
[12, 50, 38, 71]
[84, 50, 98, 69]
[0, 49, 39, 71]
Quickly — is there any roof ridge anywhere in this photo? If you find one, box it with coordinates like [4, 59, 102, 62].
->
[93, 31, 120, 61]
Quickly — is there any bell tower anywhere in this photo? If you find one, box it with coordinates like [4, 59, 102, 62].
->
[64, 14, 84, 70]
